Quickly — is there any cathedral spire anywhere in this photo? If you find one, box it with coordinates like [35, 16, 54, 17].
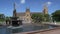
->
[43, 3, 48, 14]
[26, 7, 30, 12]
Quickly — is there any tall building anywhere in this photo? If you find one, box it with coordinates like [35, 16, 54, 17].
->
[25, 8, 32, 23]
[13, 3, 48, 23]
[16, 8, 32, 23]
[43, 4, 48, 14]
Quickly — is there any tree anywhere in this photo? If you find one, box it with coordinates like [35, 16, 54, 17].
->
[44, 14, 50, 22]
[5, 16, 11, 21]
[0, 14, 5, 19]
[52, 10, 60, 22]
[0, 14, 5, 22]
[31, 13, 44, 23]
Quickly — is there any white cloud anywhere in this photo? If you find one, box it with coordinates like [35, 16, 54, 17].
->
[21, 0, 25, 4]
[47, 2, 52, 6]
[47, 2, 51, 5]
[45, 2, 52, 6]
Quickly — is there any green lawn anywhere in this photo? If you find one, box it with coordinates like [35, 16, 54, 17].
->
[0, 19, 5, 24]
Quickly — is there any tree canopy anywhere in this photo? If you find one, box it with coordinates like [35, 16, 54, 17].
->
[31, 13, 44, 23]
[52, 10, 60, 22]
[44, 14, 50, 22]
[0, 14, 5, 22]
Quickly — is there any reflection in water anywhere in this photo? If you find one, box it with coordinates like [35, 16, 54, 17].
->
[12, 28, 23, 33]
[0, 24, 58, 34]
[0, 26, 11, 34]
[11, 25, 57, 33]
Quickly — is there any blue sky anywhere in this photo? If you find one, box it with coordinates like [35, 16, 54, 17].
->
[0, 0, 60, 16]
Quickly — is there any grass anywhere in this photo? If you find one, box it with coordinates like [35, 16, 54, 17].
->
[0, 19, 5, 24]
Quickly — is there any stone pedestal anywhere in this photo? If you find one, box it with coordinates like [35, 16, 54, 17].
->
[11, 17, 22, 26]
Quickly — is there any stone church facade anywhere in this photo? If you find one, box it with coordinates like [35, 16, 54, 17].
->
[16, 8, 32, 23]
[13, 3, 48, 24]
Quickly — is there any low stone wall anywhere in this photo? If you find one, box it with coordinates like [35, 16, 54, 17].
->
[12, 23, 60, 34]
[13, 25, 60, 34]
[26, 27, 60, 34]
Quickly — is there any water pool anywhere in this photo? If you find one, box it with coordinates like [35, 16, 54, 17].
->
[0, 24, 59, 34]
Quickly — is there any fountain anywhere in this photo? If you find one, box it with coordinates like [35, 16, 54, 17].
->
[6, 3, 23, 26]
[6, 17, 22, 26]
[6, 5, 22, 26]
[10, 17, 22, 26]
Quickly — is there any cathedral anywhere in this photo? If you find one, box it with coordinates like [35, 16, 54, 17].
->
[13, 3, 48, 24]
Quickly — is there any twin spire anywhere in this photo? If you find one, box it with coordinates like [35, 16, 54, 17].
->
[13, 2, 48, 17]
[43, 3, 48, 14]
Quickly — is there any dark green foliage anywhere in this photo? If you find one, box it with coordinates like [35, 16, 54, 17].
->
[31, 13, 44, 23]
[0, 14, 5, 22]
[0, 14, 5, 19]
[44, 14, 50, 22]
[52, 10, 60, 22]
[5, 16, 11, 21]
